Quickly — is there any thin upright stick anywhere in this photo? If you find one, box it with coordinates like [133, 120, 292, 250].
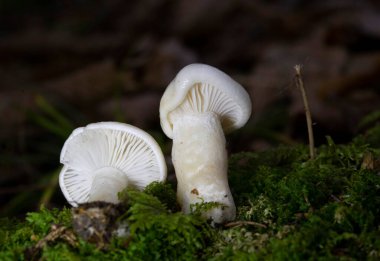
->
[294, 65, 315, 160]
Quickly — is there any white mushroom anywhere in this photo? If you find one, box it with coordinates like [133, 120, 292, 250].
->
[160, 64, 252, 223]
[59, 122, 167, 206]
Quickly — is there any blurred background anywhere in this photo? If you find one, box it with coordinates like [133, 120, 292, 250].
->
[1, 0, 380, 217]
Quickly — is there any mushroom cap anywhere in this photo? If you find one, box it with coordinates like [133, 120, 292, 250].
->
[59, 122, 167, 206]
[159, 63, 252, 138]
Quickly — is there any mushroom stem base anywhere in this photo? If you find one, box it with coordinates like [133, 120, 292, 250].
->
[171, 112, 236, 223]
[88, 167, 128, 204]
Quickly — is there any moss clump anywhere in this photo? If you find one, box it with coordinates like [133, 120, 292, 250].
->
[357, 110, 380, 148]
[0, 185, 212, 261]
[123, 190, 212, 260]
[142, 181, 179, 212]
[1, 127, 380, 260]
[0, 207, 72, 260]
[208, 135, 380, 260]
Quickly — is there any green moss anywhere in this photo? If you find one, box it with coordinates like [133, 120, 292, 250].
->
[142, 181, 179, 212]
[123, 189, 212, 260]
[26, 206, 72, 235]
[1, 125, 380, 260]
[0, 207, 72, 260]
[210, 133, 380, 260]
[356, 110, 380, 147]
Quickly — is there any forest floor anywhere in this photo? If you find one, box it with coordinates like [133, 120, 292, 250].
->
[1, 1, 380, 258]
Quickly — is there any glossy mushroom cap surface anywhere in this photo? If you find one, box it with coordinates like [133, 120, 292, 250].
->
[160, 63, 252, 139]
[59, 122, 167, 206]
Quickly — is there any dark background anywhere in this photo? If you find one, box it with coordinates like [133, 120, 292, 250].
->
[1, 0, 380, 217]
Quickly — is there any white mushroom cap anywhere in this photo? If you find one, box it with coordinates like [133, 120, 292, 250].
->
[59, 122, 167, 206]
[160, 63, 252, 139]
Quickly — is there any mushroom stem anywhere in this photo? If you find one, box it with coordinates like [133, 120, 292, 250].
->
[88, 167, 128, 204]
[171, 111, 236, 223]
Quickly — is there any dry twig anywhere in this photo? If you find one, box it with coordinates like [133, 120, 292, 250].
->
[26, 224, 77, 260]
[294, 65, 316, 160]
[224, 221, 267, 228]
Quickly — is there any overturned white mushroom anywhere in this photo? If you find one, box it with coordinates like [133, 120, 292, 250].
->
[160, 64, 252, 223]
[59, 122, 167, 206]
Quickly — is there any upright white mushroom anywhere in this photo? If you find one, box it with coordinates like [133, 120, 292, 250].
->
[160, 63, 252, 223]
[59, 122, 167, 206]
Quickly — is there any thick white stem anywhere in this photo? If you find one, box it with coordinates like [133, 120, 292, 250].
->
[171, 112, 236, 223]
[88, 167, 128, 204]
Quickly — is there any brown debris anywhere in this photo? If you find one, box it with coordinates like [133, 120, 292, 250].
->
[72, 202, 125, 248]
[25, 224, 77, 260]
[191, 188, 199, 195]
